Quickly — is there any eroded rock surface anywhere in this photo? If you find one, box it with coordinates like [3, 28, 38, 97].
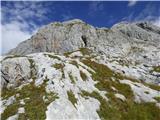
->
[7, 19, 160, 66]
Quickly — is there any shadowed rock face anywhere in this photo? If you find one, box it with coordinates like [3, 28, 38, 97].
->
[7, 19, 160, 65]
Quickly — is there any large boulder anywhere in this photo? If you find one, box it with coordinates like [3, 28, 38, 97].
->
[1, 57, 32, 88]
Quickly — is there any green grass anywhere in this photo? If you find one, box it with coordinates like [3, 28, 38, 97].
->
[154, 96, 160, 102]
[80, 71, 87, 81]
[67, 90, 77, 107]
[79, 48, 92, 56]
[44, 54, 61, 61]
[82, 59, 134, 99]
[151, 66, 160, 73]
[1, 101, 19, 120]
[81, 90, 160, 120]
[1, 87, 17, 100]
[28, 58, 37, 79]
[52, 63, 64, 70]
[81, 58, 160, 120]
[142, 82, 160, 91]
[1, 55, 24, 61]
[69, 73, 75, 84]
[69, 60, 79, 68]
[1, 80, 58, 120]
[52, 63, 65, 79]
[64, 51, 75, 57]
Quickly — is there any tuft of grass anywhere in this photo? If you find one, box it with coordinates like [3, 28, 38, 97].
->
[142, 82, 160, 91]
[69, 73, 75, 84]
[69, 60, 79, 68]
[1, 88, 16, 100]
[154, 96, 160, 102]
[52, 63, 65, 79]
[64, 51, 75, 57]
[52, 63, 64, 70]
[28, 58, 37, 79]
[79, 48, 92, 56]
[67, 90, 77, 107]
[1, 101, 19, 120]
[44, 54, 61, 61]
[80, 71, 87, 81]
[2, 55, 24, 61]
[151, 66, 160, 73]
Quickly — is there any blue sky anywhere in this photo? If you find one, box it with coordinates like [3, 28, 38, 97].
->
[1, 1, 160, 54]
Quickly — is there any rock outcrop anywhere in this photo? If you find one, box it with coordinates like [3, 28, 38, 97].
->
[7, 19, 160, 66]
[1, 50, 160, 120]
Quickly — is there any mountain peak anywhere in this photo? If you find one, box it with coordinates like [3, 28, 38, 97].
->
[62, 19, 85, 24]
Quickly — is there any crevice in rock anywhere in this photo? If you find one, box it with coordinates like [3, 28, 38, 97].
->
[81, 35, 87, 47]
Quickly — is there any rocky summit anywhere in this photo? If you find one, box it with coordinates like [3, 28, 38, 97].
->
[1, 19, 160, 120]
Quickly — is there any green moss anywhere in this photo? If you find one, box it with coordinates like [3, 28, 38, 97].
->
[69, 73, 75, 84]
[67, 90, 77, 107]
[80, 71, 87, 81]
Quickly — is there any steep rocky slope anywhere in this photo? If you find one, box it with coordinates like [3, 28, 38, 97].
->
[0, 48, 160, 120]
[1, 19, 160, 120]
[8, 19, 160, 65]
[6, 19, 160, 84]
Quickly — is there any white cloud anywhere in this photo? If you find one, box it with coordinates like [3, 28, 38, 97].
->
[1, 21, 33, 54]
[153, 17, 160, 27]
[1, 1, 50, 55]
[128, 0, 137, 7]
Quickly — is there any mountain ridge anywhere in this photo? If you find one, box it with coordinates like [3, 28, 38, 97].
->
[7, 19, 160, 64]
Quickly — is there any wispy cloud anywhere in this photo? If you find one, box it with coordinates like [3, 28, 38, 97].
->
[128, 0, 137, 7]
[153, 17, 160, 27]
[1, 21, 32, 54]
[124, 2, 160, 27]
[88, 1, 104, 17]
[1, 1, 51, 54]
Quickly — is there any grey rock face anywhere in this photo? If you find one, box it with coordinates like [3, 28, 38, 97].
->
[7, 19, 160, 65]
[1, 57, 33, 88]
